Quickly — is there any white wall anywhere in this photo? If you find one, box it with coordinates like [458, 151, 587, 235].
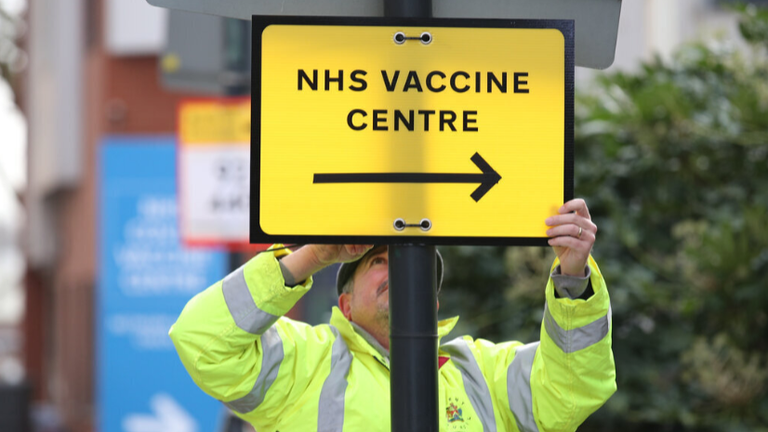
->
[107, 0, 168, 56]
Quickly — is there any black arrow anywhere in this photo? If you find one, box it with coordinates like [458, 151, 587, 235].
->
[313, 152, 502, 202]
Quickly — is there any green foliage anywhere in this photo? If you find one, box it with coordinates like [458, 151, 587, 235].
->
[0, 5, 22, 88]
[440, 8, 768, 431]
[734, 3, 768, 45]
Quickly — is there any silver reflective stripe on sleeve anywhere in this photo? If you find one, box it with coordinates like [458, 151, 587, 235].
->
[507, 342, 540, 432]
[543, 303, 610, 354]
[441, 338, 497, 432]
[224, 326, 284, 413]
[222, 265, 280, 335]
[318, 326, 352, 432]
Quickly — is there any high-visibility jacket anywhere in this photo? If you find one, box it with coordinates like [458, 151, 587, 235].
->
[169, 248, 616, 432]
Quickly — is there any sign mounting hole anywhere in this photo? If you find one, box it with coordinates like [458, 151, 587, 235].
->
[394, 218, 406, 231]
[394, 32, 406, 44]
[420, 219, 432, 231]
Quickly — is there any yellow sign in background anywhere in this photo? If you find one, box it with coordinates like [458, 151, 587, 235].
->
[179, 99, 251, 145]
[177, 99, 255, 247]
[256, 22, 569, 241]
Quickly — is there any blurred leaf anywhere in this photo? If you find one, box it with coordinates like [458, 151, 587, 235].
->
[733, 3, 768, 45]
[0, 4, 22, 89]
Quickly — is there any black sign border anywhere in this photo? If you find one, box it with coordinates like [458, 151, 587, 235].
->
[251, 16, 574, 246]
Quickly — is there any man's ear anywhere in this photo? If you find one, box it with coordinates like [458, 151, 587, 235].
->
[338, 292, 353, 321]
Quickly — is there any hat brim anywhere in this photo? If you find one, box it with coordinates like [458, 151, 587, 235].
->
[336, 246, 444, 296]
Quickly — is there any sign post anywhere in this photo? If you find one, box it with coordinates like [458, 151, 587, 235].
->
[383, 1, 438, 431]
[389, 244, 437, 431]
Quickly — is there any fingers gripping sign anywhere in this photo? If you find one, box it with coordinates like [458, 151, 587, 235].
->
[310, 244, 375, 267]
[545, 199, 597, 277]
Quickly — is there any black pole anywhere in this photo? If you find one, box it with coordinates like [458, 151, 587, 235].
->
[384, 0, 431, 19]
[389, 244, 438, 432]
[385, 3, 436, 432]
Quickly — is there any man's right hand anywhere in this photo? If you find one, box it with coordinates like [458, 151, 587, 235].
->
[279, 245, 373, 286]
[308, 244, 374, 267]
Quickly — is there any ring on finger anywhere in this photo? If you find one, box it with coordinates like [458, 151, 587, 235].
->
[577, 226, 583, 238]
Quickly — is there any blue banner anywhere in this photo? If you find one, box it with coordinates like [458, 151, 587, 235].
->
[98, 137, 227, 432]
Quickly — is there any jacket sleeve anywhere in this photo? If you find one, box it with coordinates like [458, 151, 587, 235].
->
[473, 255, 616, 432]
[168, 247, 335, 430]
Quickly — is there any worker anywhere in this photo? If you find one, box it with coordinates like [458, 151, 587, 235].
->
[169, 198, 616, 431]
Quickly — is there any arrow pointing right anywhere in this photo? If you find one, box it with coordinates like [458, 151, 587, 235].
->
[313, 152, 502, 202]
[123, 393, 198, 432]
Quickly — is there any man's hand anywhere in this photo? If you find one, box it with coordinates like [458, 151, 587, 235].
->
[545, 199, 597, 277]
[308, 244, 374, 267]
[279, 244, 373, 286]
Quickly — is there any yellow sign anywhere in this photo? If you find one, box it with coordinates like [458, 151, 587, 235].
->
[179, 99, 251, 145]
[253, 18, 574, 244]
[178, 99, 254, 248]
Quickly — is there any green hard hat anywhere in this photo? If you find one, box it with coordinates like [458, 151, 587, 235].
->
[336, 245, 444, 296]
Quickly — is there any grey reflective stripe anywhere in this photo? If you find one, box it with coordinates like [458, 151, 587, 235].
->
[441, 338, 497, 432]
[224, 326, 284, 413]
[222, 265, 280, 335]
[317, 326, 352, 432]
[543, 303, 611, 354]
[507, 342, 540, 432]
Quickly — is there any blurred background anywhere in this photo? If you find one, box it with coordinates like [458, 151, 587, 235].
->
[0, 0, 767, 431]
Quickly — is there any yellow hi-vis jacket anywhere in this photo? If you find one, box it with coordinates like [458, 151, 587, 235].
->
[169, 248, 616, 432]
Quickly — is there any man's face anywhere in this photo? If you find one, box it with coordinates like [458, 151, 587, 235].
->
[346, 247, 390, 336]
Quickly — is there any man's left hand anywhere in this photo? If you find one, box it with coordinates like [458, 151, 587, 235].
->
[545, 199, 597, 277]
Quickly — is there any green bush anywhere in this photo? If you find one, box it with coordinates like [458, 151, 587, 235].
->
[0, 7, 21, 86]
[440, 7, 768, 431]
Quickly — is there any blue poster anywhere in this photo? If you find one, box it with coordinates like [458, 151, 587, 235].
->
[98, 137, 228, 432]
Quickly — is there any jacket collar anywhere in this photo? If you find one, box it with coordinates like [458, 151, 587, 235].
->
[329, 306, 459, 360]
